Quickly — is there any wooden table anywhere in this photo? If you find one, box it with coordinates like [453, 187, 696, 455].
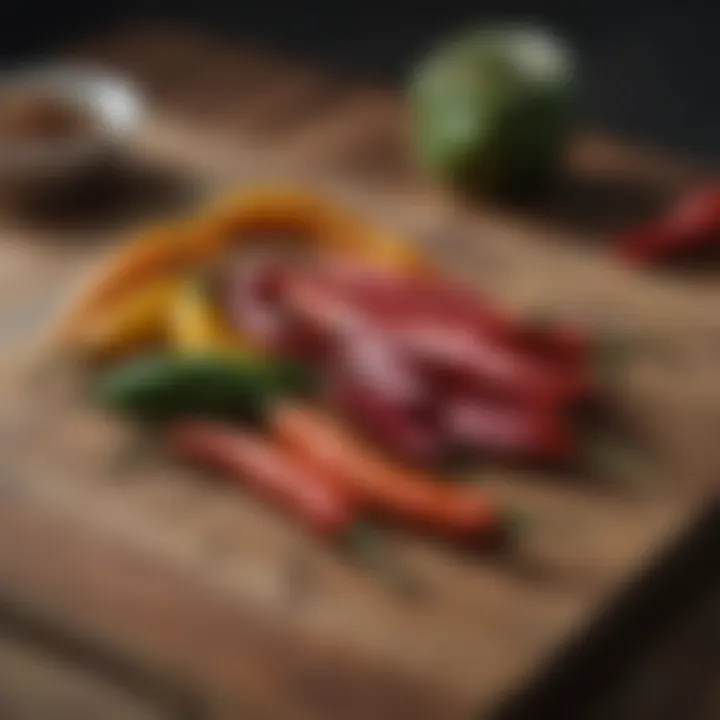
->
[0, 24, 718, 719]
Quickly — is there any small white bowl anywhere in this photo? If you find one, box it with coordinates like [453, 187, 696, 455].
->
[0, 64, 143, 188]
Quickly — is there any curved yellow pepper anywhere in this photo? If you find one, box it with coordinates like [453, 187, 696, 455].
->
[74, 277, 181, 361]
[53, 187, 434, 355]
[205, 187, 434, 275]
[54, 218, 222, 347]
[168, 276, 252, 356]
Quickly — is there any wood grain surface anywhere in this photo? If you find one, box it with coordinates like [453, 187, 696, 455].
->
[0, 24, 717, 719]
[0, 632, 164, 720]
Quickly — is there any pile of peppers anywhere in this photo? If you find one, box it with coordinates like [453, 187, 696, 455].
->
[55, 188, 594, 548]
[219, 255, 593, 467]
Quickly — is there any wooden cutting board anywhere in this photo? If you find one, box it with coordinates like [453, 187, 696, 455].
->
[0, 24, 718, 720]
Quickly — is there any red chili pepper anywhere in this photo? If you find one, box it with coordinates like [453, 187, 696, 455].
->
[314, 258, 518, 342]
[271, 403, 503, 543]
[281, 272, 367, 350]
[311, 260, 587, 400]
[387, 318, 575, 404]
[519, 322, 588, 365]
[517, 323, 592, 400]
[615, 187, 720, 265]
[165, 420, 356, 537]
[667, 187, 720, 235]
[334, 325, 427, 406]
[327, 373, 443, 467]
[222, 260, 293, 351]
[615, 220, 689, 265]
[441, 394, 574, 461]
[284, 268, 576, 404]
[323, 322, 442, 465]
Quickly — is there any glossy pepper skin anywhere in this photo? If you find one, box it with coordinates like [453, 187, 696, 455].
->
[94, 354, 314, 424]
[327, 373, 443, 468]
[313, 258, 591, 378]
[207, 187, 433, 276]
[615, 187, 720, 266]
[310, 258, 517, 344]
[279, 264, 581, 405]
[272, 403, 504, 543]
[73, 277, 181, 362]
[222, 257, 589, 464]
[54, 221, 220, 347]
[440, 394, 573, 461]
[53, 188, 432, 354]
[166, 420, 355, 537]
[169, 276, 250, 356]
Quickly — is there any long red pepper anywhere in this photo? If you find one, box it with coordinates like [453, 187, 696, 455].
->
[225, 259, 589, 392]
[165, 420, 356, 537]
[387, 319, 565, 401]
[327, 373, 444, 467]
[220, 258, 588, 467]
[222, 260, 293, 352]
[615, 187, 720, 265]
[313, 258, 518, 343]
[315, 258, 589, 365]
[166, 420, 427, 592]
[441, 394, 574, 461]
[282, 272, 575, 404]
[271, 403, 504, 543]
[307, 261, 588, 399]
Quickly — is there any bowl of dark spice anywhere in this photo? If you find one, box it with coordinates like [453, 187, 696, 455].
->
[0, 64, 142, 196]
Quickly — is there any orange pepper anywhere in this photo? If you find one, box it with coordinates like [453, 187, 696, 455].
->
[53, 188, 434, 351]
[53, 219, 222, 347]
[205, 187, 434, 275]
[73, 276, 182, 361]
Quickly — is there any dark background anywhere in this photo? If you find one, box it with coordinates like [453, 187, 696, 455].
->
[2, 1, 720, 165]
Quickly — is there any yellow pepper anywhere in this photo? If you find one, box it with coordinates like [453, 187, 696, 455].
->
[73, 277, 181, 361]
[168, 276, 252, 356]
[53, 187, 433, 353]
[54, 218, 223, 347]
[205, 187, 434, 275]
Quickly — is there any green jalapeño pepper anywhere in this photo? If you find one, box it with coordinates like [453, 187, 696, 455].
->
[94, 354, 315, 424]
